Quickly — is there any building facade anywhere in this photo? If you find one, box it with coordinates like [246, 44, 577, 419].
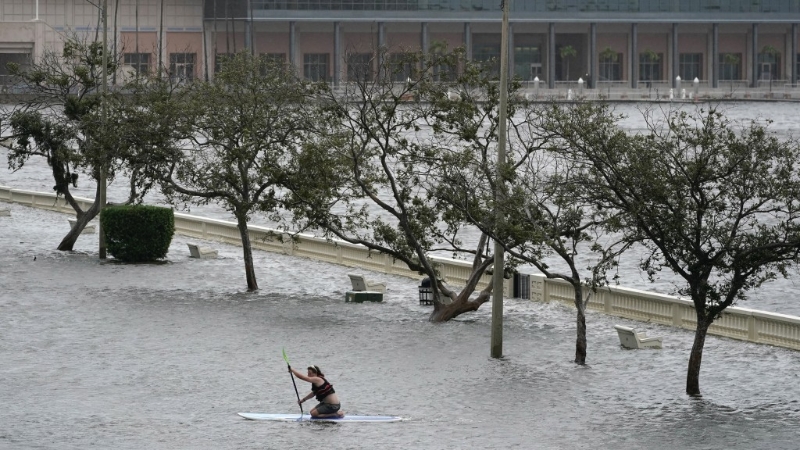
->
[1, 0, 799, 93]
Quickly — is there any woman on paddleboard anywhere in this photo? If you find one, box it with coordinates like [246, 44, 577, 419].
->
[290, 365, 344, 418]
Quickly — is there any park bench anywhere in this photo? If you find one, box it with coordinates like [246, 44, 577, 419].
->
[187, 243, 218, 259]
[614, 325, 662, 349]
[348, 273, 386, 293]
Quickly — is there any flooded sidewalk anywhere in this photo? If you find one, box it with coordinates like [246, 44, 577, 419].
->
[1, 202, 800, 449]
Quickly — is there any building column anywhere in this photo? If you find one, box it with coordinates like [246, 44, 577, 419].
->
[712, 23, 719, 88]
[589, 22, 596, 88]
[631, 23, 638, 88]
[334, 21, 341, 87]
[421, 22, 429, 53]
[672, 22, 679, 88]
[508, 23, 515, 80]
[464, 22, 472, 61]
[751, 23, 758, 87]
[548, 22, 555, 89]
[378, 21, 386, 76]
[792, 23, 797, 86]
[289, 21, 296, 68]
[245, 12, 252, 54]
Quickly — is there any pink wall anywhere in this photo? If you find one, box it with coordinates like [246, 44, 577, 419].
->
[212, 32, 246, 55]
[386, 33, 421, 51]
[119, 32, 158, 56]
[343, 32, 376, 53]
[430, 33, 464, 52]
[681, 34, 707, 53]
[638, 34, 668, 55]
[253, 33, 290, 55]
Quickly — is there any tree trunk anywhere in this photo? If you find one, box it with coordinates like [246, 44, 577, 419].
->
[429, 297, 488, 322]
[235, 215, 258, 291]
[574, 286, 587, 365]
[686, 317, 711, 396]
[57, 227, 82, 251]
[57, 208, 100, 251]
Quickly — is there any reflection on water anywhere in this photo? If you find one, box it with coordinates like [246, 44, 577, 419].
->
[1, 203, 799, 449]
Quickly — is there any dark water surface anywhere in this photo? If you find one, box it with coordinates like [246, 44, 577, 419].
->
[2, 203, 800, 449]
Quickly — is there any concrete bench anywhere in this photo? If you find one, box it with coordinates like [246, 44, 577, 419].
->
[0, 208, 10, 217]
[345, 291, 384, 303]
[68, 218, 96, 234]
[187, 243, 218, 259]
[614, 325, 662, 349]
[348, 273, 386, 293]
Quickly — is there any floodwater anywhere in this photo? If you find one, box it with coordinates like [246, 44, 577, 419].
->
[3, 101, 800, 317]
[2, 202, 800, 449]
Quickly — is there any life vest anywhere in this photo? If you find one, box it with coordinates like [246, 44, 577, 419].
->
[311, 377, 336, 402]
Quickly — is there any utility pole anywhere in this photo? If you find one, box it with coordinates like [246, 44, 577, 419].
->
[491, 0, 510, 359]
[99, 0, 108, 259]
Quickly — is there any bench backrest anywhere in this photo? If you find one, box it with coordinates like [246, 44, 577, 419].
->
[348, 274, 367, 291]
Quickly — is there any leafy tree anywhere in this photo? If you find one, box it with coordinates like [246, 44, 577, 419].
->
[159, 51, 324, 291]
[0, 36, 149, 251]
[433, 98, 633, 364]
[559, 45, 577, 81]
[557, 106, 800, 395]
[285, 47, 501, 322]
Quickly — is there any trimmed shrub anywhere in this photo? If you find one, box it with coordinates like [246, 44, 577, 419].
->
[101, 205, 175, 262]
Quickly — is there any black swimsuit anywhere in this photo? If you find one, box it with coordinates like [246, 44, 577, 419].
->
[311, 377, 336, 401]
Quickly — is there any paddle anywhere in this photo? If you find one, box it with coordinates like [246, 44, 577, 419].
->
[282, 348, 304, 418]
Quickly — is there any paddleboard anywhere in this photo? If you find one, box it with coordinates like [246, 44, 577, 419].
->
[238, 413, 403, 423]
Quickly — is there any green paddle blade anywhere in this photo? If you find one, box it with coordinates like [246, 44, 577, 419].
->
[282, 348, 290, 365]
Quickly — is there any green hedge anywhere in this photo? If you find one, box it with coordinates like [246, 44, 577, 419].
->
[100, 205, 175, 262]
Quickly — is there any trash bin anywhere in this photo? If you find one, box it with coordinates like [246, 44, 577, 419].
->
[419, 277, 434, 306]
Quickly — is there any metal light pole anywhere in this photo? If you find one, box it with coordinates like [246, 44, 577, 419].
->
[99, 0, 108, 259]
[491, 0, 510, 359]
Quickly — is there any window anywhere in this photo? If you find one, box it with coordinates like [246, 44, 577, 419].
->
[679, 53, 702, 81]
[304, 53, 328, 81]
[719, 53, 741, 81]
[473, 43, 500, 76]
[599, 52, 622, 81]
[347, 53, 373, 82]
[639, 52, 662, 82]
[261, 53, 286, 64]
[388, 53, 416, 82]
[170, 52, 196, 81]
[123, 53, 151, 75]
[0, 52, 30, 84]
[757, 50, 781, 81]
[514, 45, 541, 81]
[214, 53, 235, 73]
[259, 53, 287, 75]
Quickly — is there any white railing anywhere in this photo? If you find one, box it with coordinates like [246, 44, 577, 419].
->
[2, 185, 799, 351]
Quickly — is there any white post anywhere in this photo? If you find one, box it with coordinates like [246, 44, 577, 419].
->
[577, 77, 584, 97]
[693, 77, 700, 99]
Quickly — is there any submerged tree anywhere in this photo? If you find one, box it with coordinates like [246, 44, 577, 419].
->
[560, 106, 800, 395]
[0, 36, 148, 251]
[285, 47, 505, 322]
[433, 99, 634, 364]
[158, 51, 324, 291]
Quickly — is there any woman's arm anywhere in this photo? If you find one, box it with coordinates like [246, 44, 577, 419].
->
[289, 366, 319, 384]
[299, 391, 314, 404]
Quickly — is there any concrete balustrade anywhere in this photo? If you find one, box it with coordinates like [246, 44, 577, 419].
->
[3, 185, 799, 351]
